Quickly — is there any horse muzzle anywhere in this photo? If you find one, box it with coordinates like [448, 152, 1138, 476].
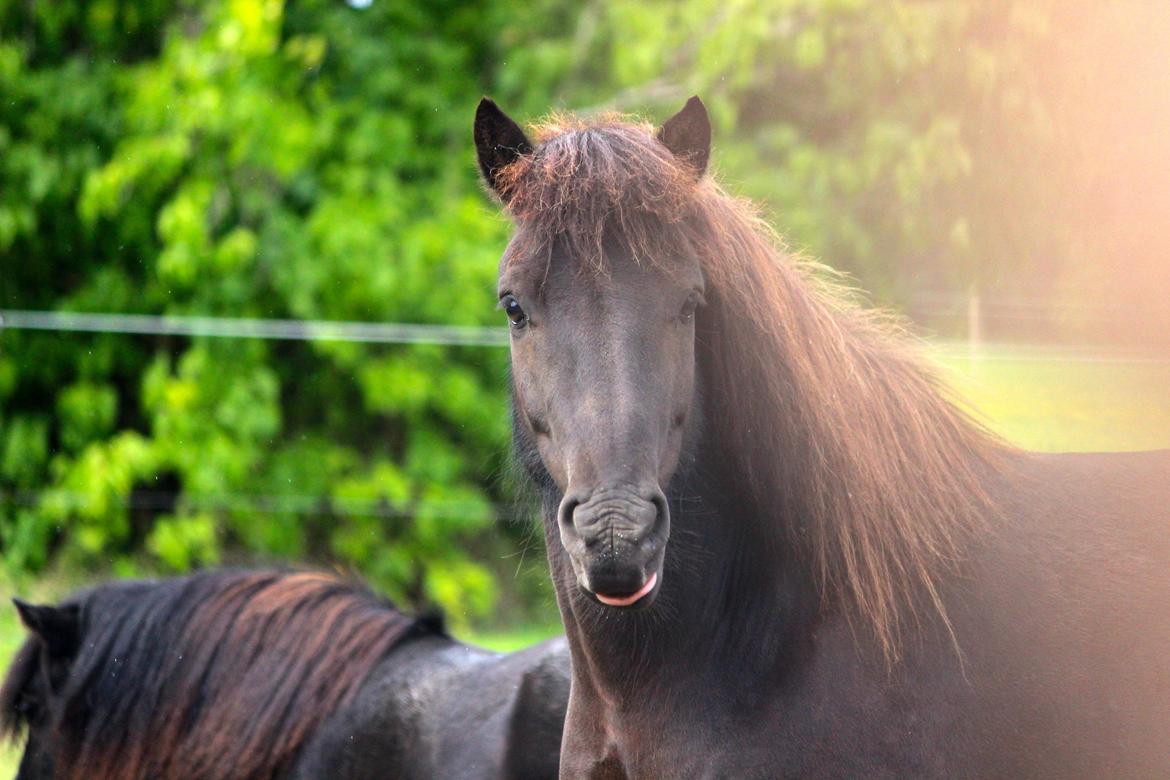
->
[556, 485, 669, 608]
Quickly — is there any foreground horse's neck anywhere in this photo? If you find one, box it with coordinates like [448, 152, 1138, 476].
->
[544, 442, 819, 703]
[545, 238, 1005, 700]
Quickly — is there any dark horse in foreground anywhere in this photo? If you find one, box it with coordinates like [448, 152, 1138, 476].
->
[475, 96, 1170, 777]
[1, 569, 569, 779]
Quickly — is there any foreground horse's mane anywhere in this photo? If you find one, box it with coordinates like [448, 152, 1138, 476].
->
[1, 569, 434, 780]
[500, 113, 1010, 661]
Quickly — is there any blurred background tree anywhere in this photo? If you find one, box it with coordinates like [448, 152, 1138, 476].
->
[1, 0, 1167, 628]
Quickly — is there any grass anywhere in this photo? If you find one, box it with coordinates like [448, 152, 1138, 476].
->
[0, 608, 19, 776]
[1, 343, 1167, 776]
[462, 622, 564, 652]
[933, 343, 1170, 452]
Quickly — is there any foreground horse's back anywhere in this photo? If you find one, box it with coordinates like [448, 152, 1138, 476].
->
[961, 449, 1170, 775]
[730, 449, 1170, 779]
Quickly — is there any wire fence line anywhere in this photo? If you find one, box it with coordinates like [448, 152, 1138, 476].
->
[2, 308, 1168, 363]
[0, 309, 509, 347]
[1, 309, 1165, 521]
[0, 488, 533, 523]
[926, 345, 1170, 365]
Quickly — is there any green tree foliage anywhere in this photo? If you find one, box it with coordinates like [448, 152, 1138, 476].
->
[2, 0, 1165, 622]
[1, 0, 530, 622]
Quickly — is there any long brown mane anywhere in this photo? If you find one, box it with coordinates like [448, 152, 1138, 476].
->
[500, 114, 1010, 661]
[2, 569, 432, 780]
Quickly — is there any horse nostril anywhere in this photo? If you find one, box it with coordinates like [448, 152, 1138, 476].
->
[558, 496, 581, 528]
[649, 488, 669, 524]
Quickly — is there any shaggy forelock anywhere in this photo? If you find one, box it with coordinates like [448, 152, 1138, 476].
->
[499, 115, 701, 275]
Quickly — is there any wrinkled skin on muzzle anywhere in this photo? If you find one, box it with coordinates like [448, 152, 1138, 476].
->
[500, 241, 704, 608]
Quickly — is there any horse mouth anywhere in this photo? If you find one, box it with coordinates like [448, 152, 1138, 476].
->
[593, 571, 659, 607]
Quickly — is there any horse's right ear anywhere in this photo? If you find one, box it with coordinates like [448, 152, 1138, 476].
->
[474, 98, 532, 201]
[657, 96, 711, 178]
[14, 599, 80, 659]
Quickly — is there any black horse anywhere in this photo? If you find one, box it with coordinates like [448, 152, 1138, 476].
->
[475, 96, 1170, 777]
[1, 569, 569, 779]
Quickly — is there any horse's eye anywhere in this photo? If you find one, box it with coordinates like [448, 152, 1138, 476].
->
[678, 291, 704, 324]
[500, 295, 528, 328]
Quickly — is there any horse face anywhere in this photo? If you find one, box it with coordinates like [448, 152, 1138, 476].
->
[477, 97, 712, 609]
[501, 239, 704, 608]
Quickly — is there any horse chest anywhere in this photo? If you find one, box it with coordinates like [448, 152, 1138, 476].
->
[562, 727, 781, 780]
[562, 695, 756, 780]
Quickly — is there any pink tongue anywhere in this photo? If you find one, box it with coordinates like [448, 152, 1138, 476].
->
[595, 572, 658, 607]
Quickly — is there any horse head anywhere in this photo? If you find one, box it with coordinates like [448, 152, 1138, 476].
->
[476, 97, 713, 609]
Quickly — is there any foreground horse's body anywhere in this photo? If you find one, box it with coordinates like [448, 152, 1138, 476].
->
[1, 569, 569, 780]
[475, 96, 1170, 777]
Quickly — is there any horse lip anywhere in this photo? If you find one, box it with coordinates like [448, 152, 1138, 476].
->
[593, 571, 658, 607]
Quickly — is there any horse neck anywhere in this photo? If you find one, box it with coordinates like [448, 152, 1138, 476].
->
[542, 441, 819, 702]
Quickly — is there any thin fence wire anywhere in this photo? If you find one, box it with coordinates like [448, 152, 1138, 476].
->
[3, 309, 1168, 363]
[926, 345, 1170, 365]
[2, 309, 1166, 521]
[0, 309, 508, 347]
[0, 488, 533, 523]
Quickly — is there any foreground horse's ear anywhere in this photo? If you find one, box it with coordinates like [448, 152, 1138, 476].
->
[474, 98, 533, 201]
[14, 599, 80, 659]
[657, 95, 711, 178]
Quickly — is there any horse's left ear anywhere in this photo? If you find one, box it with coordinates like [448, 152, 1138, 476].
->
[14, 599, 80, 659]
[474, 97, 533, 201]
[657, 96, 711, 178]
